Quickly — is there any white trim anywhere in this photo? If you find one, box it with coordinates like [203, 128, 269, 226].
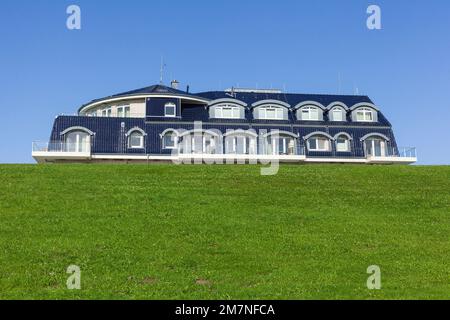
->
[326, 101, 349, 110]
[329, 106, 347, 122]
[359, 133, 390, 142]
[178, 129, 221, 138]
[125, 127, 147, 137]
[333, 132, 353, 140]
[299, 106, 321, 121]
[355, 107, 375, 122]
[257, 105, 286, 120]
[251, 99, 291, 108]
[263, 130, 299, 139]
[214, 104, 241, 119]
[159, 128, 180, 138]
[128, 132, 145, 149]
[303, 131, 334, 140]
[293, 101, 327, 110]
[349, 103, 379, 111]
[79, 94, 210, 114]
[161, 130, 178, 150]
[223, 129, 258, 138]
[164, 102, 177, 117]
[307, 136, 331, 152]
[60, 126, 95, 136]
[208, 98, 247, 107]
[32, 152, 416, 165]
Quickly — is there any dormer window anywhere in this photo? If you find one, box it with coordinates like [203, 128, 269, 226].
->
[215, 104, 240, 119]
[331, 107, 346, 121]
[259, 106, 284, 120]
[300, 106, 320, 121]
[164, 103, 176, 117]
[356, 107, 374, 122]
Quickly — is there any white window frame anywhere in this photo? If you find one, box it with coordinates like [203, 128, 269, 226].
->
[336, 136, 350, 152]
[128, 132, 144, 149]
[162, 132, 178, 150]
[332, 107, 345, 121]
[356, 108, 374, 122]
[117, 105, 130, 118]
[307, 136, 330, 151]
[225, 136, 252, 154]
[301, 106, 320, 121]
[259, 106, 284, 120]
[365, 138, 386, 157]
[215, 104, 241, 119]
[165, 103, 176, 117]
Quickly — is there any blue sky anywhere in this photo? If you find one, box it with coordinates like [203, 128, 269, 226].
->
[0, 0, 449, 164]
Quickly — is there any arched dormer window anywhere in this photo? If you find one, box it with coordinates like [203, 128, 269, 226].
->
[126, 128, 146, 149]
[252, 100, 290, 121]
[258, 105, 285, 120]
[300, 106, 320, 121]
[355, 107, 374, 122]
[214, 104, 241, 119]
[330, 107, 346, 122]
[208, 98, 246, 120]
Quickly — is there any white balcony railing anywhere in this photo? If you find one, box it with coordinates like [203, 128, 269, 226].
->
[396, 147, 417, 158]
[32, 141, 91, 154]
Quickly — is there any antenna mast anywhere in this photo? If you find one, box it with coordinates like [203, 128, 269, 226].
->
[160, 56, 166, 84]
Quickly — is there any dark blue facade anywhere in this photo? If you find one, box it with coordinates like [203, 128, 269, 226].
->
[50, 85, 400, 159]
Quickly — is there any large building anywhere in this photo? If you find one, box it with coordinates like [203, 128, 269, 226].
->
[32, 82, 417, 164]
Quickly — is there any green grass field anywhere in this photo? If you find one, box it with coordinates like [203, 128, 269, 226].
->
[0, 164, 448, 300]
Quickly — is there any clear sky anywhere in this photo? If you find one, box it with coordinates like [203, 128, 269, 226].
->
[0, 0, 449, 164]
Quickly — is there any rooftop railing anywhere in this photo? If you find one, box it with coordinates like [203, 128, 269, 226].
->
[57, 113, 145, 118]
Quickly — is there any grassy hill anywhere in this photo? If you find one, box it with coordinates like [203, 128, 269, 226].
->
[0, 164, 448, 300]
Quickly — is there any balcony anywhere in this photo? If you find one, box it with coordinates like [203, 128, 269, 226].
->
[32, 141, 91, 163]
[365, 147, 417, 164]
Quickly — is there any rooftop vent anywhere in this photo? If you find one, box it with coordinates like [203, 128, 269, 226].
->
[170, 80, 179, 90]
[225, 87, 282, 94]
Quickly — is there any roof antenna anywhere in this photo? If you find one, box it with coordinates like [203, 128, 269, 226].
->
[160, 56, 166, 84]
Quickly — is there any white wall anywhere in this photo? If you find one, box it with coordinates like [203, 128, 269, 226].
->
[81, 98, 146, 118]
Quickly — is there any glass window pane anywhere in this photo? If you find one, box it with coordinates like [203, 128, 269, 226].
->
[222, 108, 233, 118]
[266, 109, 276, 119]
[318, 138, 327, 149]
[333, 110, 343, 121]
[130, 133, 143, 148]
[165, 104, 176, 116]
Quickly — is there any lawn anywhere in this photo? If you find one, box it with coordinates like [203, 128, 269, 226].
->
[0, 164, 448, 300]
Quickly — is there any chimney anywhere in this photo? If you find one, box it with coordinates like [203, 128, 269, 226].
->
[170, 80, 179, 90]
[186, 85, 190, 93]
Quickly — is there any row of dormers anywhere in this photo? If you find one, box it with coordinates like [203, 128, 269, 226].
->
[208, 99, 379, 122]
